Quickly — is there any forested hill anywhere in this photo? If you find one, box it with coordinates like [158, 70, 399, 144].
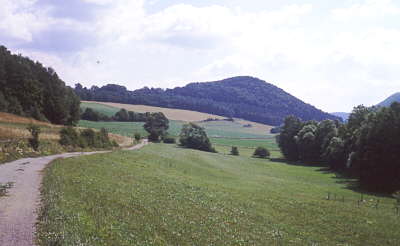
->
[377, 92, 400, 107]
[75, 76, 340, 125]
[0, 45, 80, 125]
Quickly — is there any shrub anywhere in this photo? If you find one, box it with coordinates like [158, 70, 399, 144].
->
[163, 136, 176, 144]
[253, 147, 270, 159]
[27, 124, 40, 151]
[59, 127, 80, 146]
[230, 146, 239, 156]
[134, 133, 141, 141]
[179, 123, 216, 152]
[80, 129, 97, 147]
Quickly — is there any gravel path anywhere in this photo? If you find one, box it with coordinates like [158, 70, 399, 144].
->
[0, 139, 148, 246]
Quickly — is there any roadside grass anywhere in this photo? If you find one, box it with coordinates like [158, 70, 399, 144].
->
[0, 114, 131, 163]
[38, 144, 400, 246]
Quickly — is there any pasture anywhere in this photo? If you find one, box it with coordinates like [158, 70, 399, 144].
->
[38, 143, 400, 245]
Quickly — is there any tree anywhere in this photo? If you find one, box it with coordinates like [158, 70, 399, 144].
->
[277, 116, 303, 161]
[296, 122, 320, 162]
[179, 123, 215, 152]
[253, 147, 270, 159]
[114, 109, 129, 121]
[143, 112, 169, 142]
[322, 137, 346, 170]
[230, 146, 239, 156]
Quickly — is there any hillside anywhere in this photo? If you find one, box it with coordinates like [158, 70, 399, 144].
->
[0, 45, 80, 125]
[377, 92, 400, 107]
[75, 76, 340, 126]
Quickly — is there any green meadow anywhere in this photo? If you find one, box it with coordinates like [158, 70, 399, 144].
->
[38, 144, 400, 246]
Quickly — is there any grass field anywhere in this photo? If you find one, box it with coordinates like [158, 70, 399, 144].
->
[81, 102, 121, 117]
[38, 144, 400, 246]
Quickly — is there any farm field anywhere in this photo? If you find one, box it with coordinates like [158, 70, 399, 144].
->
[79, 102, 273, 139]
[38, 143, 400, 245]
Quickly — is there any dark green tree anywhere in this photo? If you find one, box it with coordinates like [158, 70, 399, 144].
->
[277, 116, 303, 161]
[179, 123, 215, 152]
[231, 146, 239, 156]
[253, 147, 270, 159]
[143, 112, 169, 142]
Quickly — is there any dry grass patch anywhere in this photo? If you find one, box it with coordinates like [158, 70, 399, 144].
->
[0, 112, 56, 127]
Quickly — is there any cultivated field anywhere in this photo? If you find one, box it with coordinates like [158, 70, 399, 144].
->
[83, 101, 273, 134]
[38, 144, 400, 245]
[80, 102, 273, 139]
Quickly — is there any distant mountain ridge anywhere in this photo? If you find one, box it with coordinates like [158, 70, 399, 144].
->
[377, 92, 400, 107]
[331, 112, 350, 121]
[75, 76, 341, 126]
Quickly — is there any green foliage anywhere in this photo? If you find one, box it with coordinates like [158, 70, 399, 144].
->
[134, 133, 141, 141]
[278, 103, 400, 192]
[277, 116, 303, 161]
[27, 124, 41, 151]
[144, 112, 169, 142]
[59, 127, 80, 147]
[0, 46, 80, 125]
[253, 146, 270, 158]
[230, 146, 239, 156]
[179, 123, 215, 152]
[163, 136, 176, 144]
[81, 107, 111, 121]
[59, 127, 113, 149]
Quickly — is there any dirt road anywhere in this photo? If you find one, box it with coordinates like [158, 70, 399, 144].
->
[0, 139, 148, 246]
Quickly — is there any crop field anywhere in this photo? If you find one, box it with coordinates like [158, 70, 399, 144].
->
[38, 144, 400, 245]
[85, 101, 227, 122]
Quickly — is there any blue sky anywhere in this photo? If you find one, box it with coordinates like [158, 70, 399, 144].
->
[1, 0, 399, 112]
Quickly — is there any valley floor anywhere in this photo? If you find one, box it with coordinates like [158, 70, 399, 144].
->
[37, 144, 400, 245]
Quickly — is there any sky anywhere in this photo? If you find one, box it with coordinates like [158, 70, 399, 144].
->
[1, 0, 399, 112]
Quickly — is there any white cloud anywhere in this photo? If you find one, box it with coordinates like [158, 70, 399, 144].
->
[332, 0, 400, 20]
[0, 0, 50, 41]
[2, 0, 400, 112]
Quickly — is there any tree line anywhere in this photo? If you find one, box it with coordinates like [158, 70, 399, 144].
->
[277, 103, 400, 192]
[81, 107, 150, 122]
[74, 76, 340, 126]
[0, 45, 80, 125]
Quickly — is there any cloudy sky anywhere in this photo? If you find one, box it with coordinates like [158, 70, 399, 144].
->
[1, 0, 399, 112]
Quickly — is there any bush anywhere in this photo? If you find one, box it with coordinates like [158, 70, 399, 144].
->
[27, 124, 41, 151]
[230, 146, 239, 156]
[253, 147, 270, 159]
[60, 127, 113, 149]
[134, 133, 141, 141]
[163, 136, 176, 144]
[179, 123, 216, 152]
[59, 127, 80, 147]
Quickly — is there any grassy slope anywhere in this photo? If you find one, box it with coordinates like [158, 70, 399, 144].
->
[38, 144, 400, 246]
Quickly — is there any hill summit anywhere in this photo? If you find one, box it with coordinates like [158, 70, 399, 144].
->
[75, 76, 340, 125]
[377, 92, 400, 107]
